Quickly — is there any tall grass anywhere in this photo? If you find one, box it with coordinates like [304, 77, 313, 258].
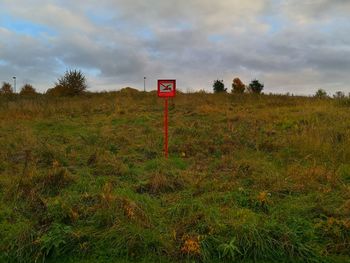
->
[0, 92, 349, 262]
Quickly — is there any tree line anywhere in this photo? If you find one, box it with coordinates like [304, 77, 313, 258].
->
[0, 70, 87, 97]
[213, 78, 264, 94]
[0, 70, 347, 98]
[213, 78, 350, 99]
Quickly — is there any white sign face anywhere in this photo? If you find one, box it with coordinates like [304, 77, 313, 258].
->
[160, 82, 174, 93]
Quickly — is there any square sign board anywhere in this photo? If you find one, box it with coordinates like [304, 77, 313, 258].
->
[158, 79, 176, 97]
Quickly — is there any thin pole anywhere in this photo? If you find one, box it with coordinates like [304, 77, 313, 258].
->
[144, 77, 146, 92]
[13, 77, 16, 93]
[164, 98, 168, 158]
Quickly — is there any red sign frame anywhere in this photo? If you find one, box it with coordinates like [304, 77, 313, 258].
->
[158, 79, 176, 97]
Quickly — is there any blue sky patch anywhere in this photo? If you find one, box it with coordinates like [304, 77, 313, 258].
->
[261, 15, 284, 34]
[87, 9, 115, 26]
[136, 28, 154, 40]
[0, 14, 56, 37]
[208, 34, 225, 43]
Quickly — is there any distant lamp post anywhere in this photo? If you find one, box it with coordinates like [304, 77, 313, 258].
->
[144, 76, 146, 92]
[12, 76, 16, 93]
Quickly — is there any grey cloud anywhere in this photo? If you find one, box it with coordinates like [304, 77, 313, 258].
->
[0, 0, 350, 94]
[281, 0, 350, 22]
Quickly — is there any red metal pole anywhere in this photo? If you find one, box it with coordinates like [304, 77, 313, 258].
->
[164, 98, 168, 158]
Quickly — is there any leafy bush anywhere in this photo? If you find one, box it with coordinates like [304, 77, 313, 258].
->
[314, 89, 328, 98]
[213, 79, 226, 93]
[48, 70, 87, 96]
[248, 79, 264, 94]
[0, 82, 13, 95]
[333, 91, 345, 99]
[231, 78, 245, 93]
[19, 84, 37, 96]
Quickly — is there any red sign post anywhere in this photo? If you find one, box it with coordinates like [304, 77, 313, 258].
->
[158, 79, 176, 158]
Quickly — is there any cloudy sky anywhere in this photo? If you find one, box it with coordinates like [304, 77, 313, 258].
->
[0, 0, 349, 95]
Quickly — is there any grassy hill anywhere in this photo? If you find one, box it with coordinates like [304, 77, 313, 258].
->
[0, 92, 349, 262]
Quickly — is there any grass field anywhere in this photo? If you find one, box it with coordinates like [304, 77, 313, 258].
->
[0, 91, 349, 262]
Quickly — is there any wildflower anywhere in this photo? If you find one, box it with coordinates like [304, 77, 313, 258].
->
[257, 191, 269, 204]
[181, 236, 201, 255]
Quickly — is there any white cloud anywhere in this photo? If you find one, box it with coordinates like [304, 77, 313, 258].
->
[0, 0, 349, 94]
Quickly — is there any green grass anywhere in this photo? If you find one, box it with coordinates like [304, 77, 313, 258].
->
[0, 92, 349, 262]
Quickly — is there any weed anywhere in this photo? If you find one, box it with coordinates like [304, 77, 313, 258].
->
[218, 237, 242, 260]
[36, 223, 75, 262]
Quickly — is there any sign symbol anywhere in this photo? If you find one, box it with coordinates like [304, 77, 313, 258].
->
[161, 84, 172, 90]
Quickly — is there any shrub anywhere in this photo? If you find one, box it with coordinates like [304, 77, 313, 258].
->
[119, 87, 139, 94]
[231, 78, 245, 93]
[50, 69, 88, 96]
[333, 91, 345, 99]
[46, 85, 69, 96]
[248, 79, 264, 94]
[213, 80, 226, 93]
[0, 82, 13, 95]
[19, 84, 37, 96]
[314, 89, 328, 98]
